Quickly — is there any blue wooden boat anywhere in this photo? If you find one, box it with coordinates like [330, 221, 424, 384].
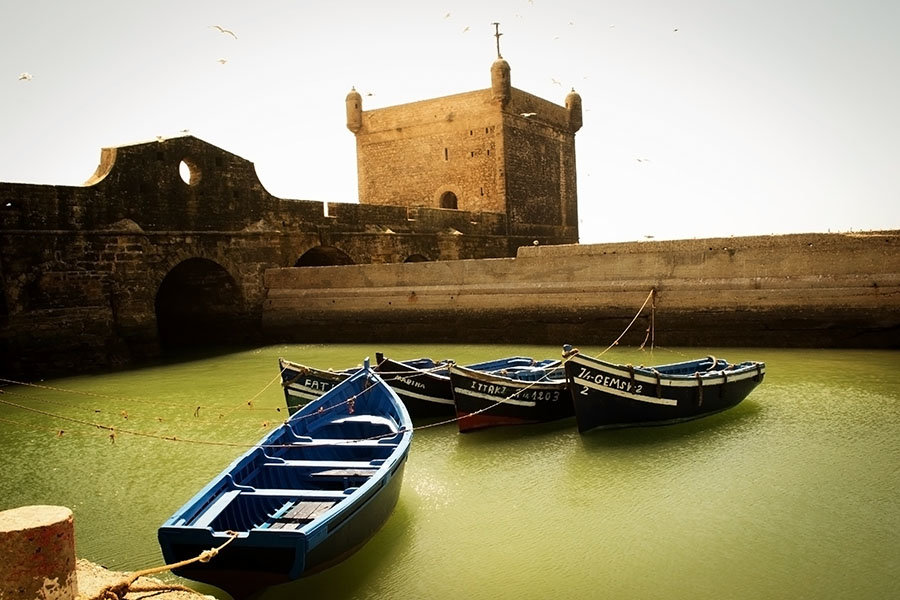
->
[449, 357, 572, 432]
[564, 349, 765, 432]
[158, 360, 413, 597]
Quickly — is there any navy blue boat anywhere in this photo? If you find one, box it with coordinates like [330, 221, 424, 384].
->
[374, 353, 456, 418]
[564, 350, 765, 432]
[449, 357, 572, 432]
[279, 357, 356, 415]
[158, 360, 413, 597]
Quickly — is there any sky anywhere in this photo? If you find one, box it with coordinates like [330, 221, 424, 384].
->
[1, 0, 898, 244]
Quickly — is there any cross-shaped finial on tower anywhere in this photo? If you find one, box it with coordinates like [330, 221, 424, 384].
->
[492, 22, 503, 58]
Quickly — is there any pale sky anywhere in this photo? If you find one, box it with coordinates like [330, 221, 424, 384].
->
[1, 0, 898, 243]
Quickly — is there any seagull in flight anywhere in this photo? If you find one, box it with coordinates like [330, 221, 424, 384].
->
[210, 25, 237, 39]
[18, 72, 32, 81]
[520, 112, 537, 118]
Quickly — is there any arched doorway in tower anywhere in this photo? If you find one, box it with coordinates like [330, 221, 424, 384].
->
[295, 246, 355, 267]
[155, 258, 249, 349]
[439, 191, 458, 209]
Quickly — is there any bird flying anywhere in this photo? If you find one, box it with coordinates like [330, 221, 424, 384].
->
[18, 72, 32, 81]
[210, 25, 237, 39]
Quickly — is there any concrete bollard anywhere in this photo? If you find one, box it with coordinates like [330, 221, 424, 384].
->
[0, 505, 77, 600]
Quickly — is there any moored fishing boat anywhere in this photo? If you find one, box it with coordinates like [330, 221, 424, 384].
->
[564, 349, 765, 432]
[374, 352, 456, 418]
[158, 360, 413, 597]
[279, 357, 356, 414]
[449, 358, 571, 432]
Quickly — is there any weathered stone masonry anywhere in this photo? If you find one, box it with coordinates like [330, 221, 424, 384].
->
[1, 57, 582, 379]
[263, 231, 900, 349]
[0, 135, 570, 379]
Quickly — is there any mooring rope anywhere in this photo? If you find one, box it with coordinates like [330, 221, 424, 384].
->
[0, 374, 380, 449]
[1, 290, 660, 443]
[596, 288, 656, 357]
[0, 377, 271, 410]
[89, 531, 240, 600]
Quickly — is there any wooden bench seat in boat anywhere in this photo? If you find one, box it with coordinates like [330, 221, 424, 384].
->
[262, 459, 385, 469]
[266, 500, 337, 530]
[288, 437, 399, 448]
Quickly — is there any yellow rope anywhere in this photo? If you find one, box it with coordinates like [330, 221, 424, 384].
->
[596, 288, 656, 357]
[0, 375, 379, 448]
[90, 531, 239, 600]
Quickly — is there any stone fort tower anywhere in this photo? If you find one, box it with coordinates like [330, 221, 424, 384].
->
[345, 52, 582, 243]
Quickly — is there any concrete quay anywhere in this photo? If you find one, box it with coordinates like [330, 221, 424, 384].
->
[263, 231, 900, 348]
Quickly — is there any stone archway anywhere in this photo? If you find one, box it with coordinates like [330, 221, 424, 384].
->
[295, 246, 355, 267]
[404, 254, 430, 262]
[154, 258, 246, 348]
[439, 191, 458, 209]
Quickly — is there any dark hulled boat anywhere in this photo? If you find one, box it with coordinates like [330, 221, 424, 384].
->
[374, 353, 458, 418]
[564, 350, 765, 432]
[449, 358, 571, 432]
[279, 357, 356, 415]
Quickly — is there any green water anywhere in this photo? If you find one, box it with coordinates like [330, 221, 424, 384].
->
[1, 344, 898, 599]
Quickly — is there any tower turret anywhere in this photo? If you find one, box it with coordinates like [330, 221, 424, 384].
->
[566, 88, 583, 132]
[346, 87, 362, 133]
[491, 58, 511, 106]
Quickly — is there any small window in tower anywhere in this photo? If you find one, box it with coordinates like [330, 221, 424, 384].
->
[487, 149, 491, 156]
[470, 151, 475, 157]
[480, 187, 484, 196]
[470, 130, 473, 135]
[440, 191, 458, 209]
[444, 148, 449, 161]
[485, 127, 489, 133]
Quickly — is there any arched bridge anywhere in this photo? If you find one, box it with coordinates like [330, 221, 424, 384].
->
[0, 135, 563, 378]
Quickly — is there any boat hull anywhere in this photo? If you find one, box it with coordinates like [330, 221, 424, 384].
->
[279, 358, 353, 415]
[161, 460, 407, 598]
[565, 353, 765, 432]
[449, 364, 572, 433]
[374, 354, 456, 419]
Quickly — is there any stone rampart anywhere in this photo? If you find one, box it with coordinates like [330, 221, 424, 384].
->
[263, 231, 900, 348]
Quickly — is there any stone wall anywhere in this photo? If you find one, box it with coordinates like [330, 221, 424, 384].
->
[354, 90, 506, 213]
[262, 231, 900, 348]
[0, 135, 546, 379]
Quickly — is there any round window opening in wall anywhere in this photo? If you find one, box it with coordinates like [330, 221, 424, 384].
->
[179, 159, 201, 185]
[440, 191, 458, 209]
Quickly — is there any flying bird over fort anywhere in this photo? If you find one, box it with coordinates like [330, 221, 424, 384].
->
[18, 72, 32, 81]
[210, 25, 237, 39]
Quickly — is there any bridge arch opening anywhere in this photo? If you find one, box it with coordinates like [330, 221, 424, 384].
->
[295, 246, 355, 267]
[155, 258, 245, 349]
[404, 254, 430, 263]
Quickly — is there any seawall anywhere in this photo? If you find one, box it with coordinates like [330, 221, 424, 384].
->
[262, 231, 900, 348]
